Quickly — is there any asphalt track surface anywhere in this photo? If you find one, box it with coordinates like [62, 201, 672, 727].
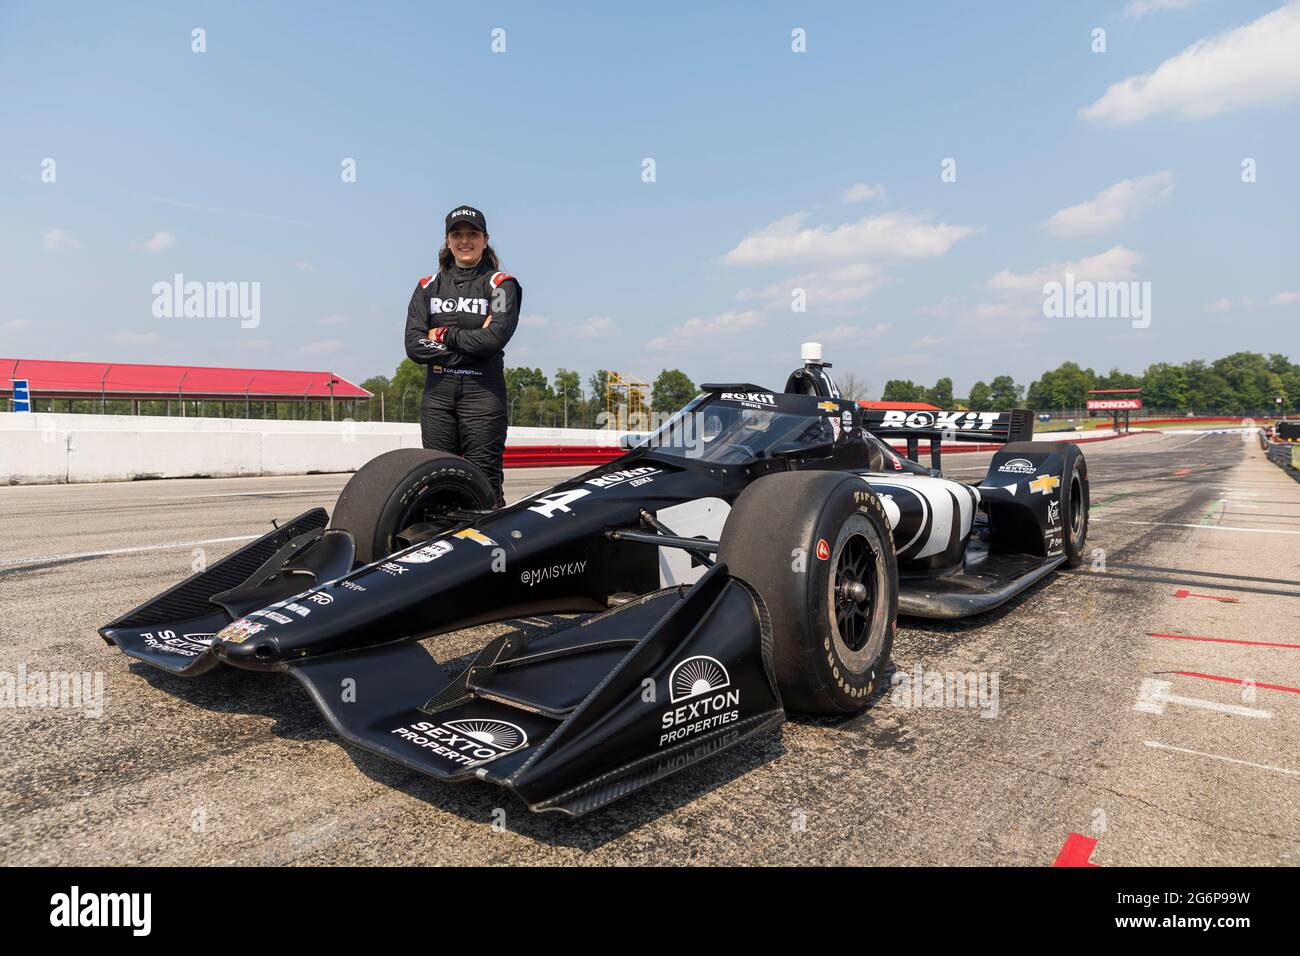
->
[2, 432, 1297, 865]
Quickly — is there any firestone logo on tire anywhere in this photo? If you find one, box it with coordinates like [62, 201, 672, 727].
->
[816, 538, 831, 561]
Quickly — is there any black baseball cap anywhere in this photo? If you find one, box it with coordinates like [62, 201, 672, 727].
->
[445, 205, 487, 234]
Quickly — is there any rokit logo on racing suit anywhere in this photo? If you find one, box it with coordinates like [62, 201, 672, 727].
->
[658, 655, 741, 748]
[390, 718, 529, 768]
[586, 466, 660, 489]
[428, 296, 489, 316]
[720, 392, 776, 409]
[879, 410, 1001, 431]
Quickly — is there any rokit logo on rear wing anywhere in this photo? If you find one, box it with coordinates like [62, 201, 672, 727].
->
[876, 410, 1003, 431]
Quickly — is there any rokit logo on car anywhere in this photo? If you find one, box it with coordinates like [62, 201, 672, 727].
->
[658, 655, 741, 747]
[880, 410, 1001, 431]
[998, 458, 1037, 475]
[720, 391, 777, 408]
[1047, 499, 1061, 527]
[520, 560, 587, 587]
[586, 466, 660, 489]
[390, 717, 529, 768]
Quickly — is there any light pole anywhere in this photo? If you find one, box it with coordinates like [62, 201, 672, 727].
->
[400, 386, 411, 422]
[510, 394, 519, 426]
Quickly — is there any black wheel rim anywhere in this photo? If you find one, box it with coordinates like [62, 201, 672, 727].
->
[1070, 473, 1084, 539]
[392, 485, 479, 550]
[834, 532, 878, 653]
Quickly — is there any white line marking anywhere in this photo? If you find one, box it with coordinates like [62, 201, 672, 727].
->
[1143, 740, 1299, 778]
[0, 534, 261, 566]
[1091, 519, 1300, 536]
[1135, 679, 1271, 719]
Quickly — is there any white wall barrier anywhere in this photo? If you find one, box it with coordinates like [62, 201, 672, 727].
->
[0, 412, 631, 484]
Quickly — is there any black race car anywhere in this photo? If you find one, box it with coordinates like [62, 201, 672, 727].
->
[100, 349, 1089, 816]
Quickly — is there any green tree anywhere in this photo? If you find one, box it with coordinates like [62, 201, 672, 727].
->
[987, 375, 1023, 411]
[390, 359, 425, 421]
[967, 380, 991, 408]
[926, 377, 954, 407]
[651, 369, 697, 415]
[553, 368, 581, 427]
[881, 379, 924, 402]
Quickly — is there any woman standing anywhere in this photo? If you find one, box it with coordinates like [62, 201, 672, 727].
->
[405, 205, 521, 508]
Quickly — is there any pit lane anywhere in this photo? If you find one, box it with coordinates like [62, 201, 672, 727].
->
[2, 433, 1296, 865]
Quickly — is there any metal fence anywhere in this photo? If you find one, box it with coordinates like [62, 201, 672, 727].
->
[1266, 441, 1300, 482]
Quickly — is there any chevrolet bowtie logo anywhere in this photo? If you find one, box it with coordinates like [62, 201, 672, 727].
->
[817, 401, 837, 412]
[1029, 474, 1060, 495]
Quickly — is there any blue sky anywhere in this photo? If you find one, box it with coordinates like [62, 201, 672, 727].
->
[3, 0, 1298, 397]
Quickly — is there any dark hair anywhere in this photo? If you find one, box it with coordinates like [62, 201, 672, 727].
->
[439, 241, 500, 272]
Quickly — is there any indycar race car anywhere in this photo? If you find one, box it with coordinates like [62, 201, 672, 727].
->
[100, 345, 1089, 816]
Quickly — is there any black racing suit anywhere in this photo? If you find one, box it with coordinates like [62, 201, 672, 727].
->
[405, 261, 522, 507]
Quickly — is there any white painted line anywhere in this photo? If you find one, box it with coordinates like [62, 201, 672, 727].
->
[1092, 518, 1300, 536]
[1134, 679, 1271, 719]
[0, 534, 261, 567]
[1143, 740, 1299, 778]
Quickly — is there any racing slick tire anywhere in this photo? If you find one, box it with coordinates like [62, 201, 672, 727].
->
[718, 471, 898, 715]
[1056, 443, 1089, 568]
[330, 449, 495, 565]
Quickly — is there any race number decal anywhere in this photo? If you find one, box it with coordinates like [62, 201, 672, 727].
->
[527, 489, 591, 518]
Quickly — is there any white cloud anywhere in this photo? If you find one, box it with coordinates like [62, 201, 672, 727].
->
[737, 263, 888, 311]
[841, 183, 885, 202]
[520, 314, 547, 327]
[300, 339, 344, 354]
[1268, 291, 1300, 305]
[724, 210, 977, 265]
[576, 316, 617, 337]
[112, 331, 162, 345]
[4, 319, 31, 331]
[295, 260, 317, 272]
[319, 313, 349, 326]
[985, 245, 1143, 294]
[1203, 297, 1235, 313]
[140, 231, 176, 253]
[648, 310, 762, 350]
[812, 322, 892, 342]
[1081, 4, 1300, 125]
[41, 229, 80, 251]
[1043, 172, 1175, 237]
[1124, 0, 1198, 18]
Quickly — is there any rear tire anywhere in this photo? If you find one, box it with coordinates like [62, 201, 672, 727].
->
[1058, 444, 1089, 567]
[331, 449, 495, 565]
[718, 471, 898, 715]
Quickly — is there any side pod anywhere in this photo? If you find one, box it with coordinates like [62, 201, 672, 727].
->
[286, 563, 784, 816]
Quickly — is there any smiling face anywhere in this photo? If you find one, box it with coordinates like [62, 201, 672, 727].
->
[447, 225, 486, 266]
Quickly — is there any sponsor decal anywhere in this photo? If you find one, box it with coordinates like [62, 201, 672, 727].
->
[304, 591, 334, 605]
[1047, 499, 1061, 527]
[378, 561, 409, 576]
[1045, 529, 1064, 557]
[390, 717, 529, 768]
[720, 391, 776, 408]
[879, 410, 1001, 431]
[284, 602, 311, 617]
[452, 528, 496, 547]
[659, 656, 740, 747]
[842, 409, 853, 432]
[339, 580, 366, 592]
[817, 401, 838, 412]
[217, 619, 265, 644]
[520, 560, 587, 587]
[429, 295, 489, 316]
[998, 458, 1036, 475]
[829, 417, 842, 441]
[816, 538, 831, 561]
[396, 540, 455, 564]
[586, 466, 660, 489]
[1029, 474, 1061, 496]
[139, 630, 213, 657]
[248, 609, 293, 624]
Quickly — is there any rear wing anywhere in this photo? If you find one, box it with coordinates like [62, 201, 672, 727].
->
[859, 407, 1035, 468]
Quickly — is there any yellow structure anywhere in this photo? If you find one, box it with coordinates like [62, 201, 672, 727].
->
[605, 372, 651, 431]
